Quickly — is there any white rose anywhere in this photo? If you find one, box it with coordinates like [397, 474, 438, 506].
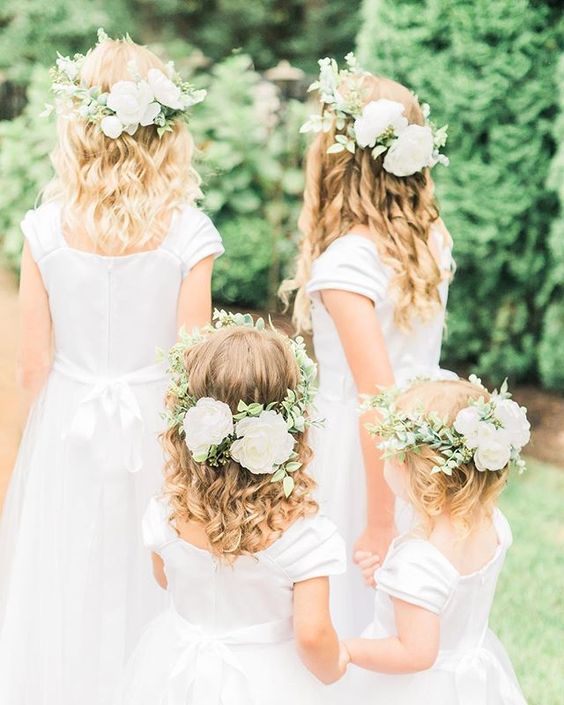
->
[183, 398, 234, 460]
[147, 68, 183, 110]
[473, 423, 512, 471]
[494, 399, 531, 450]
[231, 410, 295, 475]
[100, 115, 124, 139]
[353, 99, 408, 148]
[383, 124, 434, 176]
[106, 80, 161, 131]
[453, 406, 482, 449]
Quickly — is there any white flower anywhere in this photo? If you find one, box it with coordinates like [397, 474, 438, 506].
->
[106, 80, 161, 132]
[453, 405, 483, 449]
[147, 68, 183, 110]
[383, 124, 435, 176]
[100, 115, 124, 139]
[473, 424, 512, 472]
[231, 410, 295, 475]
[56, 55, 79, 81]
[494, 399, 531, 450]
[353, 99, 408, 148]
[183, 398, 234, 460]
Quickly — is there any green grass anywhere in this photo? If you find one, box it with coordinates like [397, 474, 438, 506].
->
[492, 459, 564, 705]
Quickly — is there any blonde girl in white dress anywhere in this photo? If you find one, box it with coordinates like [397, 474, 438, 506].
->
[281, 54, 452, 635]
[117, 315, 348, 705]
[0, 33, 223, 705]
[343, 377, 530, 704]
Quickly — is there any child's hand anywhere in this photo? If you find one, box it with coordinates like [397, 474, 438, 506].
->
[354, 550, 381, 588]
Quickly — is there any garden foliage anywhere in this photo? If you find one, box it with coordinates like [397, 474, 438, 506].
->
[358, 0, 563, 389]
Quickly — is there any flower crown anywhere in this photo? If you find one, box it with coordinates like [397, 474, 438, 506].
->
[42, 29, 206, 139]
[367, 375, 530, 475]
[164, 310, 319, 497]
[300, 53, 448, 177]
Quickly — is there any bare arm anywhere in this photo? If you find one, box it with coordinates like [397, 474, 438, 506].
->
[345, 598, 439, 673]
[321, 289, 395, 559]
[293, 576, 347, 684]
[176, 255, 216, 333]
[17, 242, 52, 412]
[151, 552, 168, 590]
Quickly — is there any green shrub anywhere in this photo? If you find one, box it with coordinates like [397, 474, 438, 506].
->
[358, 0, 563, 389]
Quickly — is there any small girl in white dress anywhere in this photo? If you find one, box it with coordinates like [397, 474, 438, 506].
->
[344, 376, 530, 704]
[281, 53, 452, 634]
[0, 33, 222, 705]
[117, 314, 348, 705]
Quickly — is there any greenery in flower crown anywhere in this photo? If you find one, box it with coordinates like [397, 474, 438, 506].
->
[163, 309, 319, 497]
[42, 28, 206, 139]
[366, 375, 530, 476]
[300, 52, 448, 177]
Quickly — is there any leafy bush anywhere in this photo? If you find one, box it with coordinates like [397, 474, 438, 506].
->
[358, 0, 563, 389]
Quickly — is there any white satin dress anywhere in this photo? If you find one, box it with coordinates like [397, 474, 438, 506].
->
[117, 497, 347, 705]
[306, 229, 452, 636]
[346, 509, 527, 705]
[0, 201, 224, 705]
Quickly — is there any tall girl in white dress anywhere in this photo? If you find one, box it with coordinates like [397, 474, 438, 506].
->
[282, 55, 452, 635]
[0, 35, 223, 705]
[344, 377, 529, 705]
[118, 319, 348, 704]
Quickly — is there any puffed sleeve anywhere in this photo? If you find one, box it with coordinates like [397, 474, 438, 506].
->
[306, 235, 389, 305]
[176, 206, 224, 276]
[142, 496, 178, 553]
[375, 540, 458, 615]
[20, 201, 61, 263]
[274, 514, 347, 583]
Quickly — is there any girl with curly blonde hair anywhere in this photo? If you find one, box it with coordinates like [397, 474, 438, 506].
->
[346, 376, 529, 705]
[280, 54, 453, 634]
[118, 319, 349, 704]
[0, 32, 223, 705]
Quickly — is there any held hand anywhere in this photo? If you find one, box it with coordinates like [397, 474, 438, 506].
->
[353, 550, 382, 588]
[338, 641, 351, 675]
[353, 523, 395, 570]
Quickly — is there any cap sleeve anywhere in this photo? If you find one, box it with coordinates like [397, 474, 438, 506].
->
[142, 496, 178, 553]
[306, 235, 388, 304]
[376, 540, 458, 615]
[171, 206, 224, 276]
[272, 514, 346, 583]
[20, 201, 62, 263]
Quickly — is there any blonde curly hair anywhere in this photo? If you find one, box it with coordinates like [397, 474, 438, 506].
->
[395, 379, 508, 537]
[43, 38, 202, 254]
[162, 326, 318, 563]
[281, 74, 448, 332]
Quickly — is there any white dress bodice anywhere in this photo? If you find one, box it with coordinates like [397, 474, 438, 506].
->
[306, 228, 452, 395]
[22, 201, 224, 376]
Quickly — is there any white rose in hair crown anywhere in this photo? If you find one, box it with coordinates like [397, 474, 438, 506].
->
[164, 310, 319, 497]
[42, 28, 206, 139]
[367, 375, 530, 475]
[300, 52, 449, 177]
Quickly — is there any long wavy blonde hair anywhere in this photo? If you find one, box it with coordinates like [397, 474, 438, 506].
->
[281, 74, 446, 332]
[162, 326, 318, 563]
[395, 379, 508, 538]
[43, 38, 202, 254]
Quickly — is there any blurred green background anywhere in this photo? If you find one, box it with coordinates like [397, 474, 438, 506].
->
[0, 0, 563, 394]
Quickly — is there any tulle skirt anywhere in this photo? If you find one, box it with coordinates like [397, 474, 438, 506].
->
[0, 368, 168, 705]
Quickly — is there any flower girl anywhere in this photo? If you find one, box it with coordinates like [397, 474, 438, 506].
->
[117, 312, 348, 705]
[281, 53, 452, 633]
[0, 31, 222, 705]
[344, 376, 529, 704]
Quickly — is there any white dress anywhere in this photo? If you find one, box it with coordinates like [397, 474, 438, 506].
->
[117, 497, 347, 705]
[346, 509, 527, 705]
[0, 201, 224, 705]
[306, 230, 452, 635]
